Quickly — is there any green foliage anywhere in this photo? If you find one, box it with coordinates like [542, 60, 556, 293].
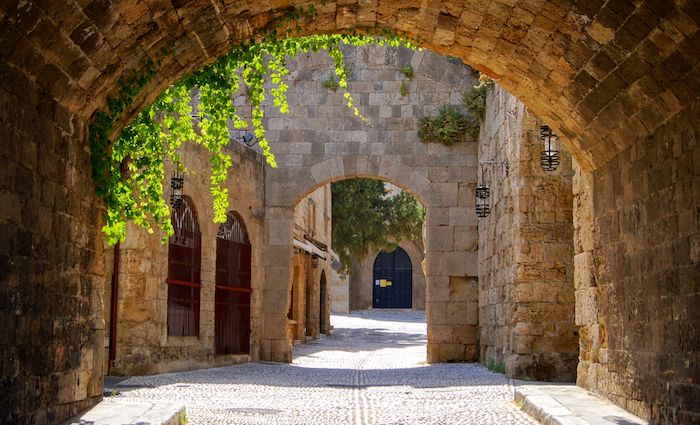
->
[179, 409, 188, 425]
[323, 74, 340, 91]
[400, 65, 414, 78]
[462, 74, 495, 119]
[331, 179, 424, 273]
[418, 105, 479, 145]
[400, 81, 409, 97]
[485, 358, 506, 374]
[91, 26, 414, 245]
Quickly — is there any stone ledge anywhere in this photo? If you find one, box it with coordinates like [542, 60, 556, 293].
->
[514, 384, 647, 425]
[63, 399, 185, 425]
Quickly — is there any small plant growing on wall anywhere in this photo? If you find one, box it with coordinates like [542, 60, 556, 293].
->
[400, 81, 409, 97]
[400, 65, 414, 78]
[418, 105, 479, 145]
[323, 74, 340, 91]
[462, 74, 495, 118]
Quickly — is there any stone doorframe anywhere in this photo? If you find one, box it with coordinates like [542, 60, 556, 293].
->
[261, 156, 479, 363]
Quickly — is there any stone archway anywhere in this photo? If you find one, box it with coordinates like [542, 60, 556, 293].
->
[1, 1, 698, 423]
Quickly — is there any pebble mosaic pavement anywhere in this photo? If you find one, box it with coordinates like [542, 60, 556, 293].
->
[113, 310, 538, 424]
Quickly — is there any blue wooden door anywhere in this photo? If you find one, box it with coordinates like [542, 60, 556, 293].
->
[373, 247, 412, 308]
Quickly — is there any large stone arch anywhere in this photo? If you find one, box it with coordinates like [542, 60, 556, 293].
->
[1, 1, 698, 424]
[4, 1, 696, 171]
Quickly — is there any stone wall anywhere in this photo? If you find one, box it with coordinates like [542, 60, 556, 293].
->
[252, 45, 482, 363]
[574, 98, 700, 424]
[105, 141, 265, 376]
[478, 84, 577, 382]
[349, 240, 426, 311]
[0, 61, 104, 423]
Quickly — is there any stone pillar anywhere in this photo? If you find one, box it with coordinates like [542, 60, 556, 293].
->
[425, 207, 479, 363]
[261, 206, 294, 362]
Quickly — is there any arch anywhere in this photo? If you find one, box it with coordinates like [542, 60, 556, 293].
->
[167, 196, 202, 337]
[372, 247, 413, 309]
[215, 211, 252, 355]
[9, 2, 693, 172]
[270, 156, 432, 209]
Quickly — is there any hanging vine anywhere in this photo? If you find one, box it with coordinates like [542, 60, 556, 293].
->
[90, 22, 413, 246]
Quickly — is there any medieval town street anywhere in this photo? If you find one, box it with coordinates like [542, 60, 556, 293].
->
[109, 310, 536, 424]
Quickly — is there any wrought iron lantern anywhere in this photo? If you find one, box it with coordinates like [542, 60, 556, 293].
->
[475, 185, 490, 218]
[311, 255, 319, 269]
[540, 124, 560, 172]
[170, 166, 184, 207]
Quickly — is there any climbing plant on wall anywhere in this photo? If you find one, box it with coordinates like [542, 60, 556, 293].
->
[331, 179, 424, 273]
[91, 21, 413, 245]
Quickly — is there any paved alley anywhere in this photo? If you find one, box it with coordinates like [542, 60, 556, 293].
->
[111, 310, 536, 424]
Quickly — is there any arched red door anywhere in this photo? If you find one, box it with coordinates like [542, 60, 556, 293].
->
[215, 212, 252, 354]
[167, 196, 202, 336]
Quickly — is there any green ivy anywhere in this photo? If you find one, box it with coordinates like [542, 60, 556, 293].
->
[418, 105, 479, 145]
[91, 27, 413, 246]
[462, 74, 495, 118]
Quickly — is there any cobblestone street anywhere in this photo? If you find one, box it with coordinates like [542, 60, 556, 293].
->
[113, 310, 536, 424]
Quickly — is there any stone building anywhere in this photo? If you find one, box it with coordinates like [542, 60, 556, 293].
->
[288, 184, 335, 342]
[103, 141, 266, 375]
[2, 3, 699, 423]
[103, 142, 337, 375]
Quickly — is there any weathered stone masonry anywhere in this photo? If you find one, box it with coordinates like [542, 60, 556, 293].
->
[574, 99, 700, 423]
[1, 1, 699, 424]
[478, 84, 577, 382]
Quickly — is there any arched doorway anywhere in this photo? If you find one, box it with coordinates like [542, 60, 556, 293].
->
[319, 270, 327, 334]
[373, 247, 412, 309]
[167, 196, 202, 337]
[215, 212, 252, 355]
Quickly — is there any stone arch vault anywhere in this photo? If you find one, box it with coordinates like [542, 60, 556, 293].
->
[0, 1, 698, 424]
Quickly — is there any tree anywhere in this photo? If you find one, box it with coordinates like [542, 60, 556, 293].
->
[331, 179, 424, 273]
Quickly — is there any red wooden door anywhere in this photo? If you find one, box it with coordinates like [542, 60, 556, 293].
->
[215, 212, 252, 354]
[167, 197, 201, 336]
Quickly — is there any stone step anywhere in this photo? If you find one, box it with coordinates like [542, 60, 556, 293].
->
[514, 384, 648, 425]
[63, 399, 185, 425]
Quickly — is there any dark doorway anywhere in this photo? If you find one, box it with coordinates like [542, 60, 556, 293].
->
[215, 212, 252, 355]
[319, 271, 327, 333]
[373, 247, 412, 308]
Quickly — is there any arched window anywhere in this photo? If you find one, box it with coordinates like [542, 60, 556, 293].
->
[215, 212, 252, 354]
[167, 196, 201, 336]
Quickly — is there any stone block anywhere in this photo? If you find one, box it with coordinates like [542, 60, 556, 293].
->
[427, 276, 450, 302]
[426, 302, 447, 325]
[446, 302, 467, 325]
[441, 183, 459, 206]
[449, 277, 478, 302]
[443, 251, 466, 276]
[438, 343, 466, 362]
[270, 338, 291, 362]
[452, 324, 478, 345]
[575, 287, 598, 326]
[466, 302, 478, 325]
[426, 225, 453, 252]
[428, 324, 453, 343]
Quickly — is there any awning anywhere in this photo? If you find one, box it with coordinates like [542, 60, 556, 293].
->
[293, 238, 327, 260]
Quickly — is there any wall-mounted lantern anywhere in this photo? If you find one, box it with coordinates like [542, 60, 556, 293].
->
[475, 160, 508, 218]
[170, 166, 184, 207]
[540, 124, 560, 172]
[475, 185, 490, 218]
